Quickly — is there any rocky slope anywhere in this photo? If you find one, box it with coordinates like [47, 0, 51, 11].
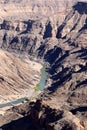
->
[0, 49, 42, 106]
[0, 0, 87, 130]
[0, 0, 77, 49]
[0, 0, 75, 21]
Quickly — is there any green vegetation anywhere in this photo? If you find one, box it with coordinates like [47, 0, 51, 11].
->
[34, 83, 40, 91]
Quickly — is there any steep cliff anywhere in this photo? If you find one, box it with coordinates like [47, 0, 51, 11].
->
[0, 1, 87, 130]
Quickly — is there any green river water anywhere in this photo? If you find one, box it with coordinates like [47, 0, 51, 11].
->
[0, 67, 47, 108]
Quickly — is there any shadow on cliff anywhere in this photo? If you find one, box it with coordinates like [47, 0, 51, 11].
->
[49, 50, 69, 75]
[56, 2, 87, 39]
[71, 106, 87, 114]
[75, 79, 87, 89]
[71, 48, 87, 60]
[44, 46, 62, 64]
[43, 22, 52, 39]
[0, 115, 39, 130]
[73, 2, 87, 14]
[48, 69, 72, 92]
[19, 20, 34, 35]
[46, 50, 71, 92]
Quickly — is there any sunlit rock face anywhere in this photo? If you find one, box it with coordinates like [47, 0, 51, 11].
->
[0, 49, 42, 104]
[0, 1, 87, 130]
[0, 0, 81, 50]
[0, 0, 77, 23]
[0, 0, 77, 51]
[56, 1, 87, 47]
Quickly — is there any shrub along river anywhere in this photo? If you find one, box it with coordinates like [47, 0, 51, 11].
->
[0, 67, 47, 108]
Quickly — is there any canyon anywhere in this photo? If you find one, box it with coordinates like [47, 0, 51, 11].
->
[0, 0, 87, 130]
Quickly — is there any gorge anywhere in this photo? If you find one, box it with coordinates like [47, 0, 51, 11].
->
[0, 0, 87, 130]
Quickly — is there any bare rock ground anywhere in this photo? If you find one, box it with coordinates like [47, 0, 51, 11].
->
[0, 0, 87, 130]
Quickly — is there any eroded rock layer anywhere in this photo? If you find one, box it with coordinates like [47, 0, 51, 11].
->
[0, 0, 87, 130]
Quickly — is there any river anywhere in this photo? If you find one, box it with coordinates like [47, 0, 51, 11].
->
[37, 67, 47, 91]
[0, 67, 47, 108]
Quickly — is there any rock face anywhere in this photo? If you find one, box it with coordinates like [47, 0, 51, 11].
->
[57, 1, 87, 47]
[0, 0, 78, 52]
[0, 0, 75, 21]
[29, 100, 85, 130]
[0, 0, 87, 130]
[0, 49, 42, 104]
[0, 100, 86, 130]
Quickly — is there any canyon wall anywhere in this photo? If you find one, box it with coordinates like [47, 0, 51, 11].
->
[0, 1, 87, 130]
